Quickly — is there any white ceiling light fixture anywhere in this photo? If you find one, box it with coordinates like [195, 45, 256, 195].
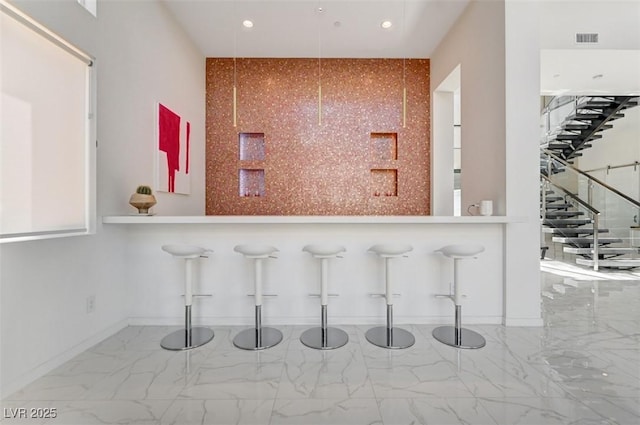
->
[381, 20, 392, 29]
[242, 19, 253, 28]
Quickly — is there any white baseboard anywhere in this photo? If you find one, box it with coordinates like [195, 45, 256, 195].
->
[504, 317, 544, 327]
[1, 319, 128, 399]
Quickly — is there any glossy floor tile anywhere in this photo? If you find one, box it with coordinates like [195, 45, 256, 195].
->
[2, 270, 639, 424]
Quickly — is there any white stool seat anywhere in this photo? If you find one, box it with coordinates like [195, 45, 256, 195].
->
[233, 244, 282, 350]
[369, 244, 413, 257]
[160, 244, 214, 351]
[162, 244, 210, 258]
[234, 244, 278, 258]
[303, 244, 346, 258]
[436, 244, 484, 259]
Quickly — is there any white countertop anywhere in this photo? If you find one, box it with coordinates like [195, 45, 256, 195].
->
[102, 215, 524, 224]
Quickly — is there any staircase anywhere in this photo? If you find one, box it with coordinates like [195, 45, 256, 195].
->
[541, 180, 640, 269]
[542, 96, 638, 163]
[540, 96, 640, 270]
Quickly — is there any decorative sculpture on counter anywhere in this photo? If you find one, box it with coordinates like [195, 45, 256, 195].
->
[129, 185, 157, 214]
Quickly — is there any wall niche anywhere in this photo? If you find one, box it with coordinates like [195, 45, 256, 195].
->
[206, 58, 430, 215]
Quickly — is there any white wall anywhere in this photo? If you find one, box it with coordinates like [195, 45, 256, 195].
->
[540, 0, 640, 50]
[431, 0, 541, 325]
[430, 0, 506, 216]
[0, 0, 205, 397]
[503, 0, 542, 326]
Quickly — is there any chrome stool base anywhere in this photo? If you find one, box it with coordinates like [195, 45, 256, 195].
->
[432, 326, 486, 349]
[233, 327, 283, 351]
[300, 327, 348, 350]
[161, 327, 214, 351]
[365, 326, 415, 349]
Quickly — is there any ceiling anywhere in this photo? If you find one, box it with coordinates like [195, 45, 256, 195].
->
[541, 49, 640, 96]
[162, 0, 640, 94]
[162, 0, 470, 58]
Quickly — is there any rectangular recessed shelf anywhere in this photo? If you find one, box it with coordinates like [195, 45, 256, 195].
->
[239, 169, 265, 197]
[239, 133, 265, 161]
[371, 169, 397, 197]
[370, 133, 398, 161]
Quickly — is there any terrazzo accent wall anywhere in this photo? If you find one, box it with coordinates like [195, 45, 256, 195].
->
[206, 58, 430, 215]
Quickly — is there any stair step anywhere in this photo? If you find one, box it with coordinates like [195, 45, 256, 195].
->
[552, 237, 623, 246]
[564, 247, 640, 255]
[543, 219, 592, 226]
[567, 113, 604, 120]
[594, 124, 614, 131]
[555, 134, 581, 141]
[547, 144, 571, 150]
[543, 228, 608, 235]
[584, 134, 603, 141]
[575, 258, 640, 269]
[544, 211, 585, 218]
[563, 123, 590, 131]
[545, 203, 574, 210]
[582, 101, 616, 108]
[541, 196, 564, 202]
[571, 142, 600, 151]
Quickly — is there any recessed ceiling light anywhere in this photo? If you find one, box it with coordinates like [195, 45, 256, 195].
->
[242, 20, 254, 28]
[381, 20, 393, 29]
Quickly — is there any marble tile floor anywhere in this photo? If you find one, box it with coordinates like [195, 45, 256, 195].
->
[2, 271, 639, 424]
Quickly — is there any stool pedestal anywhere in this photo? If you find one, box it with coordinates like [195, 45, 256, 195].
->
[365, 304, 415, 350]
[233, 245, 283, 351]
[432, 309, 486, 349]
[432, 245, 486, 349]
[161, 245, 214, 351]
[366, 245, 415, 350]
[300, 245, 348, 350]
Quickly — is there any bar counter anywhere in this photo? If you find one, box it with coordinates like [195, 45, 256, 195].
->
[103, 215, 528, 327]
[103, 215, 520, 224]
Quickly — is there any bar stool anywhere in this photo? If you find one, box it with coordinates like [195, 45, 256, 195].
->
[432, 244, 486, 349]
[300, 244, 348, 350]
[366, 244, 415, 349]
[160, 245, 215, 351]
[233, 244, 283, 350]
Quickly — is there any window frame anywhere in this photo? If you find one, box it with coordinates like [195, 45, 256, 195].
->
[0, 0, 96, 244]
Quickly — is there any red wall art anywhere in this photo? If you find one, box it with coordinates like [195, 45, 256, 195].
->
[157, 103, 190, 194]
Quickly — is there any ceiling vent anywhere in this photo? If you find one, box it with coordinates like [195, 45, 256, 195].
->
[576, 33, 599, 44]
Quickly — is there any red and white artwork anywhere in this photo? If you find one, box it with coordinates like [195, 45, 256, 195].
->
[157, 103, 190, 194]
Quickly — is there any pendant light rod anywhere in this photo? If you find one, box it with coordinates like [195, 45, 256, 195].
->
[233, 2, 238, 127]
[402, 0, 407, 128]
[317, 2, 323, 126]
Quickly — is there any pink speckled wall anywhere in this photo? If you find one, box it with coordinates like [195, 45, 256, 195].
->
[206, 58, 430, 215]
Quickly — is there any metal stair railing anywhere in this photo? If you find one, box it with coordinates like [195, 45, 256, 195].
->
[542, 149, 640, 270]
[540, 174, 601, 270]
[540, 96, 578, 145]
[542, 149, 640, 211]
